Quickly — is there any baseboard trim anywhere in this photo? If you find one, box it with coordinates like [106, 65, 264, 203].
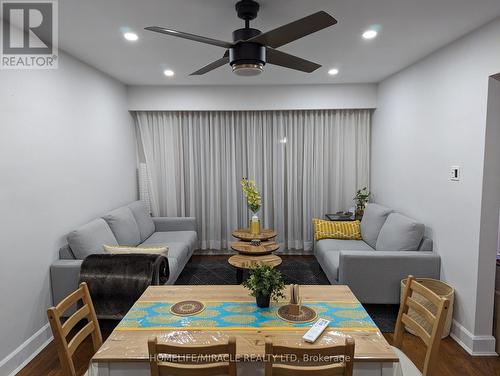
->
[450, 319, 497, 356]
[0, 323, 53, 376]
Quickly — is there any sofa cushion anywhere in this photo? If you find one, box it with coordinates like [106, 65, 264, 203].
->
[67, 218, 117, 259]
[315, 239, 374, 253]
[376, 213, 425, 251]
[314, 239, 374, 281]
[127, 201, 155, 242]
[102, 207, 141, 246]
[140, 231, 197, 265]
[418, 237, 433, 251]
[360, 203, 393, 248]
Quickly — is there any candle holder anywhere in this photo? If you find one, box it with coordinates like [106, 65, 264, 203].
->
[289, 284, 301, 315]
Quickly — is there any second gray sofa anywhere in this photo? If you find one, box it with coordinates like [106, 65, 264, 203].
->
[50, 200, 197, 306]
[314, 203, 440, 304]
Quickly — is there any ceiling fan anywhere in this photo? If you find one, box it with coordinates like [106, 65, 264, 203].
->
[145, 0, 337, 76]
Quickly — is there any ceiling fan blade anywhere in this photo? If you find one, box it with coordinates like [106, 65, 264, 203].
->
[266, 47, 321, 73]
[145, 26, 233, 49]
[247, 11, 337, 48]
[190, 53, 230, 75]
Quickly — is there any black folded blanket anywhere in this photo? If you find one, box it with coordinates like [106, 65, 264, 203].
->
[80, 253, 169, 320]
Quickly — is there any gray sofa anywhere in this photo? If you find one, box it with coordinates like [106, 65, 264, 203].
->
[314, 203, 440, 304]
[50, 200, 197, 306]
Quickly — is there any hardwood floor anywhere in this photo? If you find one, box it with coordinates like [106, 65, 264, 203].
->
[18, 325, 500, 376]
[383, 333, 500, 376]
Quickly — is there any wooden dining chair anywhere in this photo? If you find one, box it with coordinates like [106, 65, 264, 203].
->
[264, 337, 355, 376]
[148, 336, 237, 376]
[392, 275, 450, 376]
[47, 282, 102, 376]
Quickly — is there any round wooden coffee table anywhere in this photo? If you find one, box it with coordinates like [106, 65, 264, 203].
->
[228, 254, 282, 284]
[230, 240, 279, 255]
[232, 229, 277, 242]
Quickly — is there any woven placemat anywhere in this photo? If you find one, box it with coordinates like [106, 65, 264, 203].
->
[170, 300, 205, 316]
[277, 304, 317, 323]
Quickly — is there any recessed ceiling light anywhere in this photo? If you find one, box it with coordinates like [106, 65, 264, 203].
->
[124, 32, 138, 41]
[328, 68, 339, 76]
[163, 69, 175, 77]
[362, 29, 378, 40]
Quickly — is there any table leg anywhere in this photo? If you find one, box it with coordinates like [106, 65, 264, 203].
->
[353, 362, 395, 375]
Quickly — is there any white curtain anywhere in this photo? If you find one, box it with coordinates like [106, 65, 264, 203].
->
[134, 110, 371, 252]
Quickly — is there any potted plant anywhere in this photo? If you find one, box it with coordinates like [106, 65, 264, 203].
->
[354, 187, 371, 218]
[241, 178, 262, 235]
[242, 264, 285, 308]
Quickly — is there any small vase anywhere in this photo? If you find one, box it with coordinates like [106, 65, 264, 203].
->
[355, 204, 365, 219]
[250, 214, 261, 235]
[256, 294, 270, 308]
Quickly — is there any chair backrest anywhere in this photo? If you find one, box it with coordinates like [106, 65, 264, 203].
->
[47, 282, 102, 376]
[264, 337, 355, 376]
[393, 275, 450, 376]
[148, 336, 237, 376]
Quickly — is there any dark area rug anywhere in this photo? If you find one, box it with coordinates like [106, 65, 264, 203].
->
[176, 255, 398, 332]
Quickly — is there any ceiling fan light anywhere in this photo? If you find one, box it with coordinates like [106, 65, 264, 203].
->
[232, 63, 264, 76]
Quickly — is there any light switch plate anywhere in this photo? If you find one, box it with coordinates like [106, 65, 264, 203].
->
[451, 166, 460, 181]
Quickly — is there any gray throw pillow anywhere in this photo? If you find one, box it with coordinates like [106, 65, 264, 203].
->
[376, 213, 425, 251]
[360, 203, 393, 248]
[102, 207, 141, 246]
[127, 201, 155, 241]
[418, 237, 433, 251]
[67, 218, 117, 259]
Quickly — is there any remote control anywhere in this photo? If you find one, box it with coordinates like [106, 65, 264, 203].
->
[303, 318, 330, 343]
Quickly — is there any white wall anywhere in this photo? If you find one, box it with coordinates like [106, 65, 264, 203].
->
[372, 17, 500, 354]
[127, 84, 377, 111]
[0, 51, 137, 374]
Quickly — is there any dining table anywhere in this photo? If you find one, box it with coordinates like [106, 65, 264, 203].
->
[88, 284, 399, 376]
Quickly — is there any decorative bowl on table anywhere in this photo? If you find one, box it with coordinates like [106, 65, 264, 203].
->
[336, 211, 354, 219]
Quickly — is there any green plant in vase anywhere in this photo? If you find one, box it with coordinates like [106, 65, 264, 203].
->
[241, 178, 262, 234]
[354, 187, 371, 218]
[242, 264, 285, 308]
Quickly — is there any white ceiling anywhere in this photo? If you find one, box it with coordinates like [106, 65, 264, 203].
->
[59, 0, 500, 85]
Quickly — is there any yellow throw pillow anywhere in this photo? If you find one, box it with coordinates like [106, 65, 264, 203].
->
[103, 245, 168, 255]
[313, 219, 362, 241]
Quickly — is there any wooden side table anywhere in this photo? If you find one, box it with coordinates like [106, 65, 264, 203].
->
[232, 229, 277, 241]
[228, 254, 282, 284]
[230, 241, 279, 255]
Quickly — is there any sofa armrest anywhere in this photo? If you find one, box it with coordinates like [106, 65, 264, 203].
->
[50, 260, 83, 312]
[338, 251, 441, 304]
[153, 217, 197, 232]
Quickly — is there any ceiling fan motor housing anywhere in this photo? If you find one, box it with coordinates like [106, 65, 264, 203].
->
[229, 42, 266, 69]
[230, 28, 266, 70]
